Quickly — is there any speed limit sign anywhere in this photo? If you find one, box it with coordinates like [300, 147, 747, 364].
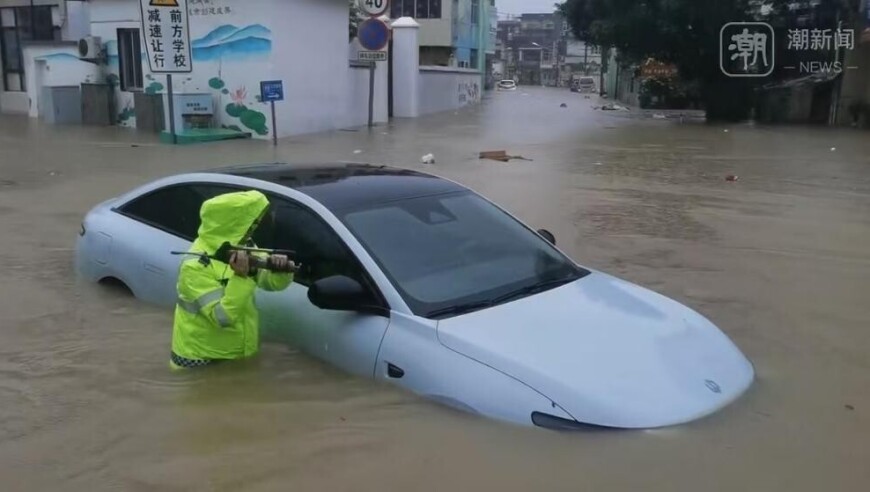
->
[358, 0, 389, 17]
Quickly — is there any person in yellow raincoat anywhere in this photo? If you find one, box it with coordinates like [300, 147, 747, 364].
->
[170, 190, 294, 369]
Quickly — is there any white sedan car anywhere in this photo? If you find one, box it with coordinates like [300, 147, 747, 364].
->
[75, 163, 754, 430]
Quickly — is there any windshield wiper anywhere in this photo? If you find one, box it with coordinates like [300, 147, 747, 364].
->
[490, 276, 577, 305]
[425, 300, 495, 319]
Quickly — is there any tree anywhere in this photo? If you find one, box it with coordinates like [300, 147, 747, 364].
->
[558, 0, 759, 120]
[349, 0, 362, 41]
[558, 0, 862, 121]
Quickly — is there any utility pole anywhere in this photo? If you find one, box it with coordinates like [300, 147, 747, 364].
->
[829, 14, 843, 126]
[553, 39, 562, 87]
[584, 41, 588, 75]
[599, 47, 606, 96]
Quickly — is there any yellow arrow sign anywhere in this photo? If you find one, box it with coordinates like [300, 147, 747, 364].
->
[150, 0, 179, 6]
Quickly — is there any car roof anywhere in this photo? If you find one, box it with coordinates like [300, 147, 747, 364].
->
[209, 162, 465, 212]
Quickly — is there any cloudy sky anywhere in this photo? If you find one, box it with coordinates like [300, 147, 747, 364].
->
[497, 0, 558, 16]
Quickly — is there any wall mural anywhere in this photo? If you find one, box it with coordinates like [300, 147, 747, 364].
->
[100, 0, 274, 135]
[30, 1, 273, 133]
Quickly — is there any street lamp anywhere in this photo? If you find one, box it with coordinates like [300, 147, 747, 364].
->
[531, 43, 542, 86]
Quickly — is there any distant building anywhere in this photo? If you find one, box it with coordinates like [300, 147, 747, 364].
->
[392, 0, 492, 87]
[496, 12, 566, 86]
[561, 39, 601, 86]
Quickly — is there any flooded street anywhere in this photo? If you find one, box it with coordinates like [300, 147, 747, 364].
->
[1, 87, 869, 490]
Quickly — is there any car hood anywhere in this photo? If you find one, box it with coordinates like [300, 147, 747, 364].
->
[436, 272, 754, 428]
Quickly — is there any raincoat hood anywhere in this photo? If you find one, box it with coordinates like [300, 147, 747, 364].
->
[194, 190, 269, 254]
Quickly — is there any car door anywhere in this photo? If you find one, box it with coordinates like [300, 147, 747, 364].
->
[114, 183, 242, 305]
[253, 197, 391, 378]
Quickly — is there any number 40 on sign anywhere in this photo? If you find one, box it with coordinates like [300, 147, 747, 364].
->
[359, 0, 389, 17]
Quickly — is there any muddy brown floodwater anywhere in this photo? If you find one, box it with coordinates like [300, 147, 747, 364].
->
[1, 88, 868, 491]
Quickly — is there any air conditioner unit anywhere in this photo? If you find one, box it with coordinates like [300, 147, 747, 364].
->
[78, 36, 102, 60]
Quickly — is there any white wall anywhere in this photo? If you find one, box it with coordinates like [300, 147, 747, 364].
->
[0, 93, 28, 113]
[0, 0, 69, 113]
[418, 17, 452, 48]
[23, 44, 101, 117]
[88, 0, 141, 127]
[270, 0, 355, 136]
[61, 0, 91, 40]
[418, 66, 481, 115]
[84, 0, 358, 137]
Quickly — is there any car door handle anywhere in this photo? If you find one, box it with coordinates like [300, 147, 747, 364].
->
[387, 363, 404, 379]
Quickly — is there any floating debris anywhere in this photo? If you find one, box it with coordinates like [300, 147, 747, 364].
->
[479, 150, 533, 162]
[421, 153, 435, 164]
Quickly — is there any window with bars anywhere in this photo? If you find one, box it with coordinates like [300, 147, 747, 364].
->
[117, 28, 144, 91]
[391, 0, 442, 19]
[0, 6, 58, 92]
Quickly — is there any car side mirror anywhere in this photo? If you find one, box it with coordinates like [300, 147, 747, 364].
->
[537, 229, 556, 246]
[308, 275, 385, 315]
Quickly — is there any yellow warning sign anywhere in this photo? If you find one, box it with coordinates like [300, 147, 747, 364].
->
[150, 0, 178, 6]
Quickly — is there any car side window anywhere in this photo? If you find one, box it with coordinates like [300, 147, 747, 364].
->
[119, 184, 240, 240]
[257, 198, 366, 288]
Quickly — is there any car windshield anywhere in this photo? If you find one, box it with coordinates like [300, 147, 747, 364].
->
[339, 191, 588, 318]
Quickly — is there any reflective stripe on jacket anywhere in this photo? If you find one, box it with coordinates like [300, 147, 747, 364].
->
[171, 190, 293, 361]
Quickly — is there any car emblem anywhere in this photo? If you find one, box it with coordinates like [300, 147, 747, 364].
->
[705, 379, 722, 393]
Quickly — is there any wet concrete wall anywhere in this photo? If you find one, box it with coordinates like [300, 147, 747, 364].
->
[418, 66, 481, 115]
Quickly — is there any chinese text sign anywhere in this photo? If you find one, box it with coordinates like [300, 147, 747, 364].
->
[140, 0, 193, 73]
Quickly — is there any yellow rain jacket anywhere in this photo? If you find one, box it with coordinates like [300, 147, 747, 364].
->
[171, 190, 293, 366]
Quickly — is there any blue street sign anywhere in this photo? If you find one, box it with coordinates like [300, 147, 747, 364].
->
[358, 18, 389, 52]
[260, 80, 284, 102]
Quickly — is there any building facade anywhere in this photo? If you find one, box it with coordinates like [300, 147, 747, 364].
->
[390, 0, 491, 83]
[561, 39, 601, 86]
[0, 1, 484, 139]
[0, 0, 91, 113]
[496, 12, 566, 86]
